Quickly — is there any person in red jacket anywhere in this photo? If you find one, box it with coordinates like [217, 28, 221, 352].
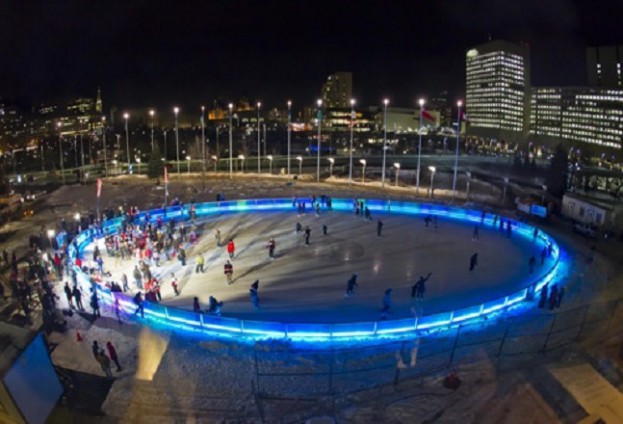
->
[106, 341, 122, 371]
[226, 239, 235, 259]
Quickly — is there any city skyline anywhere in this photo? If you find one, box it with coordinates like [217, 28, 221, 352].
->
[1, 1, 623, 110]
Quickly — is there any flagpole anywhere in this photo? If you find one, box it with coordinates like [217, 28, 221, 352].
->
[349, 99, 355, 185]
[287, 101, 292, 176]
[382, 98, 389, 189]
[316, 99, 322, 182]
[452, 100, 462, 201]
[416, 98, 425, 196]
[96, 178, 101, 218]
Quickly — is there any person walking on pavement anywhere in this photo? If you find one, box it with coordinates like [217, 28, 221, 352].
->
[121, 273, 130, 292]
[133, 265, 143, 289]
[380, 288, 393, 319]
[469, 253, 478, 271]
[96, 350, 113, 379]
[304, 226, 311, 246]
[345, 274, 359, 297]
[72, 285, 84, 311]
[106, 341, 122, 371]
[224, 260, 234, 285]
[250, 280, 260, 308]
[195, 253, 205, 273]
[472, 225, 479, 241]
[92, 341, 100, 359]
[63, 282, 73, 308]
[227, 239, 235, 259]
[214, 229, 221, 247]
[377, 220, 383, 237]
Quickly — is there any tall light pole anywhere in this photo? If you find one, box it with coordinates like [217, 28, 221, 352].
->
[394, 162, 400, 187]
[416, 98, 425, 196]
[452, 100, 462, 201]
[382, 98, 389, 188]
[56, 122, 65, 184]
[174, 107, 180, 174]
[124, 113, 130, 174]
[349, 99, 355, 185]
[287, 100, 292, 176]
[296, 155, 303, 176]
[316, 99, 322, 182]
[266, 155, 273, 174]
[102, 116, 108, 178]
[201, 105, 206, 190]
[238, 154, 245, 173]
[228, 103, 233, 179]
[328, 157, 334, 177]
[428, 166, 436, 198]
[254, 101, 260, 173]
[149, 109, 155, 152]
[360, 159, 367, 183]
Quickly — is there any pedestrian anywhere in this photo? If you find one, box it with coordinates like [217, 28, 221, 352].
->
[170, 273, 179, 296]
[178, 247, 186, 266]
[364, 207, 371, 221]
[411, 273, 432, 299]
[250, 280, 260, 308]
[377, 220, 383, 237]
[380, 288, 393, 319]
[215, 229, 221, 247]
[63, 282, 73, 308]
[153, 283, 162, 301]
[133, 265, 142, 289]
[548, 284, 559, 310]
[540, 246, 547, 266]
[323, 225, 328, 235]
[556, 286, 565, 308]
[528, 255, 536, 274]
[469, 253, 478, 271]
[195, 254, 205, 273]
[96, 350, 113, 378]
[72, 285, 84, 311]
[224, 260, 234, 285]
[296, 222, 302, 233]
[345, 274, 359, 297]
[266, 238, 276, 258]
[472, 225, 479, 241]
[133, 292, 144, 317]
[121, 273, 130, 292]
[193, 297, 201, 313]
[538, 285, 548, 308]
[106, 341, 122, 371]
[304, 226, 311, 246]
[92, 340, 100, 359]
[226, 239, 235, 259]
[90, 289, 100, 317]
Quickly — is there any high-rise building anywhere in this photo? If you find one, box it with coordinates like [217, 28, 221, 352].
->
[530, 87, 623, 149]
[586, 45, 623, 87]
[465, 40, 530, 142]
[321, 72, 352, 109]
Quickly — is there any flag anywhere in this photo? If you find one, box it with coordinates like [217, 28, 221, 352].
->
[349, 110, 356, 128]
[461, 111, 471, 127]
[97, 178, 102, 198]
[422, 110, 435, 122]
[164, 166, 168, 183]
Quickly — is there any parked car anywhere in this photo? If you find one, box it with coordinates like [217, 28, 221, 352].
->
[573, 222, 598, 238]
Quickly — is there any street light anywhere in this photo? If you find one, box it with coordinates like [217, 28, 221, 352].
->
[316, 99, 322, 182]
[416, 98, 425, 196]
[74, 212, 81, 222]
[56, 121, 65, 184]
[328, 157, 334, 177]
[287, 100, 292, 176]
[257, 101, 261, 174]
[382, 98, 389, 188]
[228, 103, 233, 179]
[101, 116, 108, 179]
[186, 155, 191, 174]
[124, 113, 130, 174]
[452, 100, 462, 201]
[211, 155, 218, 172]
[46, 229, 55, 250]
[174, 107, 180, 174]
[428, 166, 436, 198]
[349, 99, 356, 185]
[149, 109, 155, 152]
[394, 162, 401, 187]
[238, 154, 245, 173]
[136, 157, 141, 175]
[360, 159, 367, 183]
[296, 155, 303, 176]
[266, 155, 273, 174]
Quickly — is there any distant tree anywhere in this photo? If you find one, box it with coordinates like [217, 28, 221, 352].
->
[546, 143, 568, 198]
[147, 146, 163, 180]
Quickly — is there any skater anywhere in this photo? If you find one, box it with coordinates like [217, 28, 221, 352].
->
[380, 288, 393, 319]
[548, 284, 559, 310]
[499, 218, 504, 233]
[193, 297, 201, 313]
[215, 229, 221, 247]
[469, 253, 478, 271]
[250, 280, 260, 308]
[433, 216, 438, 231]
[506, 221, 512, 238]
[304, 226, 311, 246]
[266, 238, 276, 258]
[195, 253, 205, 273]
[224, 260, 234, 284]
[481, 210, 486, 224]
[227, 239, 235, 259]
[411, 273, 432, 299]
[364, 206, 371, 221]
[208, 296, 222, 315]
[556, 285, 565, 308]
[106, 341, 122, 371]
[538, 285, 548, 308]
[315, 203, 321, 216]
[121, 273, 130, 292]
[296, 222, 302, 233]
[90, 289, 101, 318]
[133, 292, 144, 318]
[528, 255, 536, 274]
[540, 246, 547, 266]
[322, 224, 328, 235]
[171, 273, 179, 296]
[345, 274, 359, 297]
[178, 246, 187, 266]
[472, 225, 479, 241]
[133, 265, 142, 289]
[492, 214, 498, 228]
[64, 282, 73, 308]
[424, 215, 431, 227]
[377, 219, 383, 237]
[72, 285, 84, 311]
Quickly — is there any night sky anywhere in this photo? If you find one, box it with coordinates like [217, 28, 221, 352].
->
[1, 0, 623, 111]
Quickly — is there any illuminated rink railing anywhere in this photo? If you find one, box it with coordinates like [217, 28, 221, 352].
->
[67, 198, 562, 342]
